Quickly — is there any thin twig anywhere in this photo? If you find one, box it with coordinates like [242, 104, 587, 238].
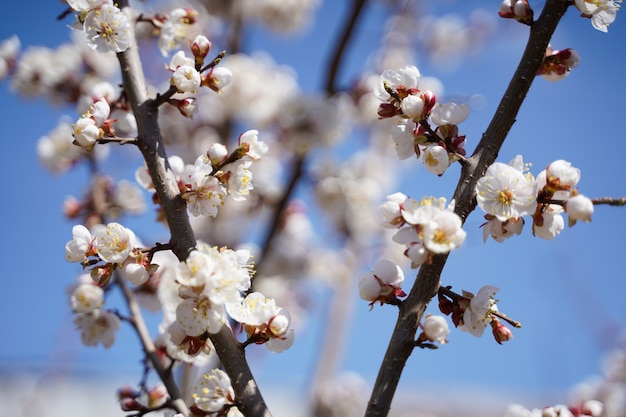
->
[115, 273, 189, 415]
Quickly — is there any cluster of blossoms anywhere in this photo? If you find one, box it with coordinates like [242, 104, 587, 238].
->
[135, 129, 268, 218]
[163, 243, 294, 359]
[65, 222, 156, 287]
[476, 156, 593, 242]
[72, 97, 113, 149]
[374, 65, 469, 176]
[359, 260, 451, 346]
[381, 193, 466, 268]
[498, 0, 620, 32]
[505, 400, 604, 417]
[66, 0, 132, 53]
[166, 35, 233, 99]
[65, 223, 147, 348]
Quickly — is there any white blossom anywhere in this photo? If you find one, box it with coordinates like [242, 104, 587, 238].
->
[422, 145, 450, 176]
[532, 208, 565, 240]
[181, 157, 226, 217]
[66, 0, 104, 12]
[73, 116, 101, 147]
[381, 192, 408, 228]
[176, 296, 226, 336]
[391, 120, 417, 160]
[400, 94, 425, 119]
[476, 160, 538, 221]
[171, 65, 201, 93]
[458, 285, 499, 337]
[422, 210, 466, 254]
[359, 259, 404, 303]
[374, 65, 420, 102]
[65, 225, 94, 263]
[83, 5, 131, 53]
[192, 369, 235, 413]
[94, 222, 135, 264]
[71, 283, 104, 313]
[565, 194, 594, 222]
[37, 120, 83, 173]
[422, 314, 449, 343]
[574, 0, 620, 32]
[430, 101, 470, 125]
[74, 309, 120, 347]
[122, 262, 150, 285]
[238, 129, 268, 160]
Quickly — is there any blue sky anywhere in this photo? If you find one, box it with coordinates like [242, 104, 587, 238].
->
[1, 0, 626, 413]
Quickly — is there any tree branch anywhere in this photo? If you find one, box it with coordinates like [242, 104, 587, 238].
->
[324, 0, 367, 95]
[115, 3, 272, 416]
[364, 2, 571, 416]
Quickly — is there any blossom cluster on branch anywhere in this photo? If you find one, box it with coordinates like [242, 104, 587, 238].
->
[1, 0, 625, 417]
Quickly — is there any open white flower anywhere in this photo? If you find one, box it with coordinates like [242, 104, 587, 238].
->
[238, 129, 268, 160]
[574, 0, 620, 32]
[476, 160, 537, 221]
[430, 101, 469, 125]
[74, 309, 121, 348]
[94, 222, 135, 264]
[71, 283, 104, 313]
[83, 5, 131, 53]
[374, 65, 420, 102]
[458, 285, 499, 337]
[422, 210, 466, 254]
[192, 369, 236, 413]
[65, 224, 94, 262]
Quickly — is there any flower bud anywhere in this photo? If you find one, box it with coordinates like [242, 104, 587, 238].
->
[422, 145, 450, 176]
[565, 194, 593, 223]
[400, 94, 425, 119]
[207, 143, 228, 165]
[172, 97, 198, 118]
[191, 35, 211, 60]
[490, 318, 513, 344]
[123, 262, 150, 285]
[422, 314, 449, 344]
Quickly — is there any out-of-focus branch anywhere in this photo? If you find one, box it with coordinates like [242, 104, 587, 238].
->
[116, 273, 189, 415]
[364, 2, 571, 417]
[115, 2, 272, 416]
[324, 0, 367, 95]
[591, 197, 626, 206]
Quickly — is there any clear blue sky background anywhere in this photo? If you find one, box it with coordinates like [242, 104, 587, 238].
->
[1, 0, 625, 413]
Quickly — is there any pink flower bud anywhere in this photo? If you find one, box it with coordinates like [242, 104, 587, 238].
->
[490, 318, 513, 344]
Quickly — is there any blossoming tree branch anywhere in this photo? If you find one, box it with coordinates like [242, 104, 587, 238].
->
[1, 0, 624, 417]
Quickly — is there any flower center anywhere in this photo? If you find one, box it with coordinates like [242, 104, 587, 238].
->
[497, 189, 513, 206]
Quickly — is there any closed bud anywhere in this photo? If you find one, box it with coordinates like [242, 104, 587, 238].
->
[565, 194, 593, 224]
[191, 35, 211, 60]
[490, 318, 513, 344]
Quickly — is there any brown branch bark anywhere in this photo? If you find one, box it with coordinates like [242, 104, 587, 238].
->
[115, 3, 272, 416]
[364, 2, 572, 417]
